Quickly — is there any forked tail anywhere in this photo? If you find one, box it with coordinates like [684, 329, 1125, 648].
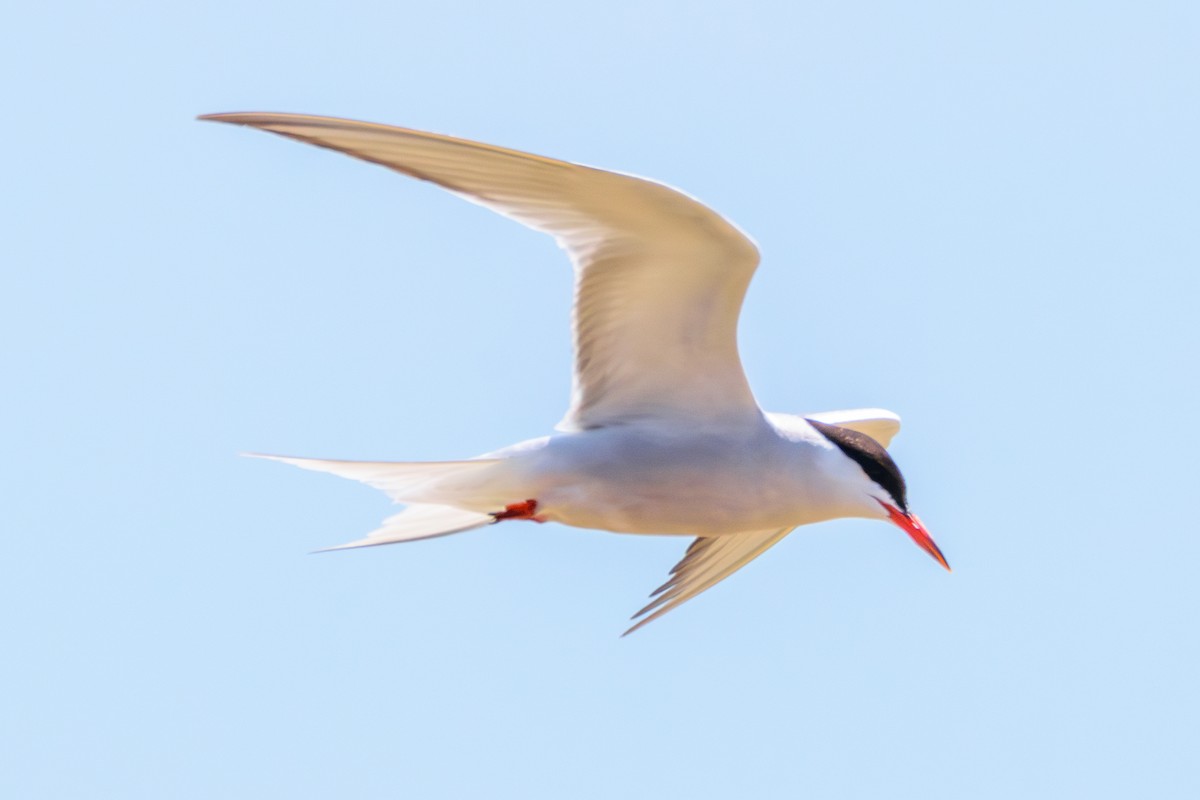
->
[249, 454, 506, 550]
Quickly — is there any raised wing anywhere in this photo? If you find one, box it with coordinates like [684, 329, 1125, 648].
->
[201, 113, 763, 431]
[623, 527, 796, 636]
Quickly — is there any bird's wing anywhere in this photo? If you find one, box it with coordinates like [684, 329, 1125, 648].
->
[803, 408, 902, 447]
[201, 113, 763, 431]
[623, 527, 796, 636]
[767, 408, 902, 447]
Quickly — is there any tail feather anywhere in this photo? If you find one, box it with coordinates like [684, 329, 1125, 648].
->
[247, 453, 504, 503]
[248, 453, 509, 550]
[316, 503, 494, 551]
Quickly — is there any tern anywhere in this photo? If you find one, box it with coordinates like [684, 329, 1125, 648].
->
[202, 112, 950, 635]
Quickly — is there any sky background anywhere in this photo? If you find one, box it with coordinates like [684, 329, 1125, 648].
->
[3, 1, 1198, 797]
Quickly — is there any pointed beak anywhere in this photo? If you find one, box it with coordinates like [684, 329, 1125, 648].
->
[878, 500, 951, 572]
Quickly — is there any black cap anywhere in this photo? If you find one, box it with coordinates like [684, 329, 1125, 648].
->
[806, 418, 909, 511]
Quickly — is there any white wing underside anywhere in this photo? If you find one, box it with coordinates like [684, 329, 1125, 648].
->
[625, 526, 797, 636]
[202, 112, 763, 431]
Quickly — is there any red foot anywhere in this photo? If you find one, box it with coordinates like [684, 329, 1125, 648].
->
[491, 499, 544, 523]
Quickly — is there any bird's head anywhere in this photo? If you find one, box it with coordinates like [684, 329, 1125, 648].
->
[806, 418, 950, 571]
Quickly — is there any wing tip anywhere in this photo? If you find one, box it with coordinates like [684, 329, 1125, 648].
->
[621, 609, 666, 638]
[198, 111, 308, 128]
[310, 539, 377, 554]
[197, 111, 252, 124]
[240, 451, 305, 466]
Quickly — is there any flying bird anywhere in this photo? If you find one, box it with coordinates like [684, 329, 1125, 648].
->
[201, 112, 950, 635]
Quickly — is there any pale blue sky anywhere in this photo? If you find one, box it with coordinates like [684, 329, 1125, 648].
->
[3, 1, 1198, 798]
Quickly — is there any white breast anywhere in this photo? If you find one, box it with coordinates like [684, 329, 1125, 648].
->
[493, 421, 864, 536]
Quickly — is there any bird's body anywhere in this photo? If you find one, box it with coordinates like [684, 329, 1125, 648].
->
[437, 418, 865, 536]
[203, 111, 949, 633]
